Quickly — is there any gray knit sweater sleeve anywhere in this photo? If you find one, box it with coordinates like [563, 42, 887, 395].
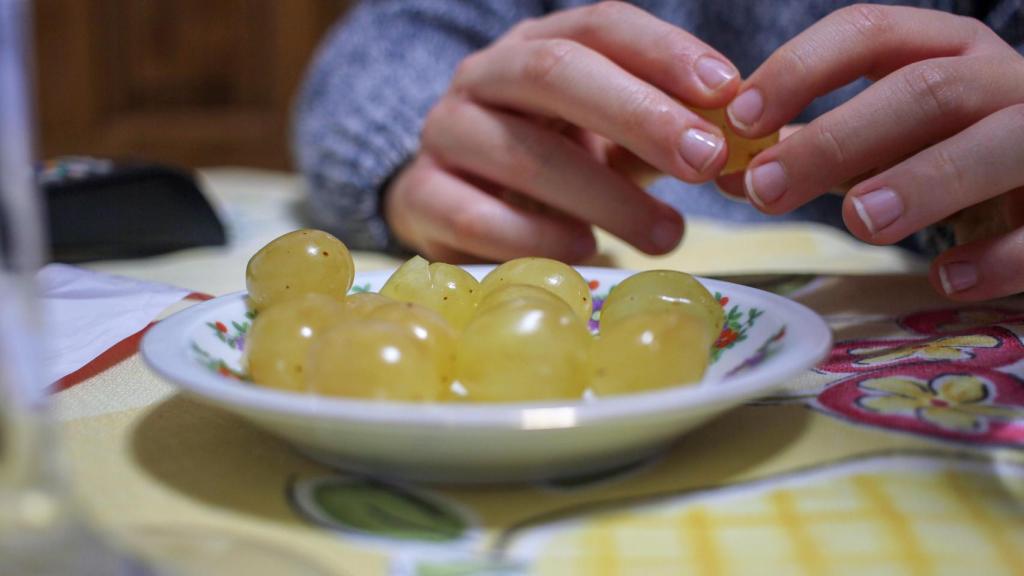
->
[292, 0, 546, 252]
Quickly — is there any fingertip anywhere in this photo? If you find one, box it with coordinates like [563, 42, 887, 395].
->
[926, 230, 1024, 302]
[569, 230, 599, 263]
[679, 126, 727, 180]
[742, 168, 762, 209]
[645, 211, 685, 255]
[726, 87, 765, 136]
[689, 55, 741, 107]
[694, 56, 739, 91]
[927, 261, 958, 300]
[743, 161, 789, 214]
[928, 258, 980, 301]
[841, 197, 875, 242]
[421, 242, 483, 266]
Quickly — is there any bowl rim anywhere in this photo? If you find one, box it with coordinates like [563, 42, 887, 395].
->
[141, 266, 832, 430]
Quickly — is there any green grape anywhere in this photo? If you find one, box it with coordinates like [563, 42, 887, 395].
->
[306, 319, 448, 401]
[379, 256, 480, 330]
[479, 258, 592, 321]
[341, 291, 395, 318]
[599, 270, 723, 337]
[591, 310, 712, 397]
[245, 294, 348, 392]
[475, 283, 565, 317]
[366, 301, 457, 382]
[455, 295, 591, 402]
[246, 229, 354, 312]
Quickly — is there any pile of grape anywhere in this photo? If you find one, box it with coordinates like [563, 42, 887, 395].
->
[243, 230, 723, 403]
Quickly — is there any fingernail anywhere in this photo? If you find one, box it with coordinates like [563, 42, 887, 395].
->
[851, 187, 903, 235]
[651, 218, 682, 252]
[745, 161, 787, 207]
[939, 262, 978, 294]
[727, 89, 764, 129]
[680, 128, 724, 173]
[695, 56, 737, 91]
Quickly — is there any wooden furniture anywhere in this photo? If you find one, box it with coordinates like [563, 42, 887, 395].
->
[33, 0, 350, 169]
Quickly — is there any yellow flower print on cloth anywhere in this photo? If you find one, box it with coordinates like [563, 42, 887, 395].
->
[816, 317, 1024, 446]
[849, 335, 999, 366]
[857, 375, 1024, 433]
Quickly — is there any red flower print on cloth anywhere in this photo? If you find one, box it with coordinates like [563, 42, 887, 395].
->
[811, 307, 1024, 447]
[899, 307, 1024, 336]
[817, 364, 1024, 446]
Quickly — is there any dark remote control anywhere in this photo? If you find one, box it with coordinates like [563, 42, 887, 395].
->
[40, 157, 227, 262]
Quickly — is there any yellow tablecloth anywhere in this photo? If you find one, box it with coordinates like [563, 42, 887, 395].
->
[58, 169, 1023, 575]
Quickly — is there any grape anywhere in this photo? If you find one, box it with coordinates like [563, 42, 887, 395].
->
[341, 291, 395, 318]
[692, 107, 779, 175]
[366, 301, 457, 382]
[591, 310, 712, 397]
[380, 256, 480, 330]
[479, 258, 592, 321]
[600, 270, 724, 338]
[246, 229, 354, 312]
[455, 295, 591, 402]
[306, 319, 448, 401]
[245, 294, 348, 392]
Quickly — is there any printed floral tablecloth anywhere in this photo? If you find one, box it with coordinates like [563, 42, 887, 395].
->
[60, 170, 1022, 575]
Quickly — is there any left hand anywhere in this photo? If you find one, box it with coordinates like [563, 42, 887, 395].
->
[726, 4, 1024, 301]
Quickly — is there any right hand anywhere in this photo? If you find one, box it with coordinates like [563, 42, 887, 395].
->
[384, 2, 741, 263]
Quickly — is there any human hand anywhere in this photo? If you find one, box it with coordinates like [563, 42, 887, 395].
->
[726, 4, 1024, 300]
[385, 2, 742, 263]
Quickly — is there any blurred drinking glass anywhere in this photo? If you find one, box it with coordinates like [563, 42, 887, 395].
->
[0, 1, 148, 573]
[0, 3, 330, 574]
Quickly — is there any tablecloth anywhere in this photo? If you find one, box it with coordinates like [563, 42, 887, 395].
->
[54, 169, 1023, 575]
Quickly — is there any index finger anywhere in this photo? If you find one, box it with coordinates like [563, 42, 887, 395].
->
[513, 1, 741, 108]
[726, 4, 1000, 137]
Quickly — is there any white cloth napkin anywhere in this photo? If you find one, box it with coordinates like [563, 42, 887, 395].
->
[38, 264, 190, 385]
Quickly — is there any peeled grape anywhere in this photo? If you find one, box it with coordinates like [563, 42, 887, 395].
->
[246, 229, 354, 312]
[380, 256, 480, 330]
[341, 291, 395, 318]
[591, 310, 712, 396]
[600, 270, 723, 338]
[245, 294, 348, 392]
[479, 258, 592, 321]
[366, 301, 457, 382]
[692, 107, 780, 176]
[455, 295, 591, 402]
[306, 319, 447, 401]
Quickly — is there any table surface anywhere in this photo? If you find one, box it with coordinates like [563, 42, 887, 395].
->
[57, 169, 1024, 575]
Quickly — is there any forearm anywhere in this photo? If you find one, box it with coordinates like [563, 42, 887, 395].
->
[292, 0, 544, 252]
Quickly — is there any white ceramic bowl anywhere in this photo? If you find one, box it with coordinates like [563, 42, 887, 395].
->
[141, 266, 831, 484]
